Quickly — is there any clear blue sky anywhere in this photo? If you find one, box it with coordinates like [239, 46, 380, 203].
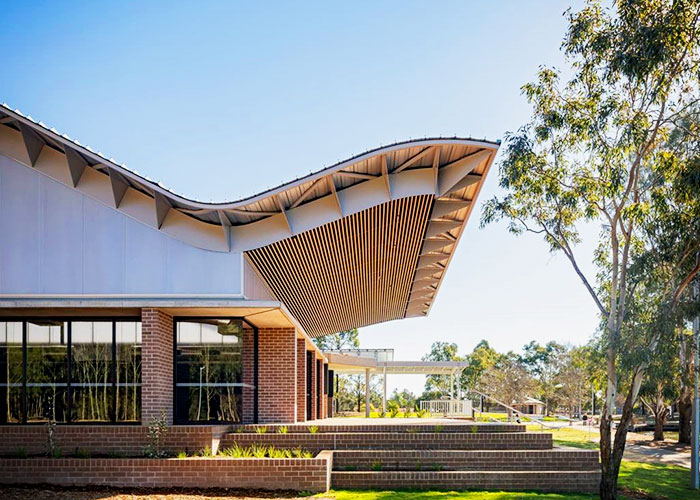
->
[1, 1, 597, 395]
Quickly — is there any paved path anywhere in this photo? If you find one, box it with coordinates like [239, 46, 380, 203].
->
[567, 424, 691, 468]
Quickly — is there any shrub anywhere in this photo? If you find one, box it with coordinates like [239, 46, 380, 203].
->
[199, 446, 213, 457]
[251, 444, 268, 458]
[307, 425, 319, 434]
[254, 426, 268, 434]
[176, 450, 188, 459]
[406, 427, 419, 434]
[277, 426, 288, 434]
[432, 463, 444, 471]
[370, 459, 383, 471]
[15, 447, 27, 459]
[415, 461, 422, 470]
[344, 465, 357, 471]
[434, 424, 443, 433]
[74, 447, 90, 459]
[144, 409, 168, 458]
[416, 408, 428, 418]
[388, 407, 400, 418]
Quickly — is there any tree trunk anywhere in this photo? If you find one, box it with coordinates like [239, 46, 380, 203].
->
[653, 407, 667, 441]
[678, 390, 692, 444]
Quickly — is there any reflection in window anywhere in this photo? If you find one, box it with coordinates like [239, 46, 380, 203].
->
[116, 322, 141, 422]
[175, 319, 243, 423]
[0, 322, 23, 424]
[71, 322, 112, 422]
[26, 321, 69, 423]
[2, 319, 141, 424]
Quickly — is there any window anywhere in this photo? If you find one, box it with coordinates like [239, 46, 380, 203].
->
[0, 322, 23, 424]
[0, 319, 141, 424]
[175, 319, 245, 424]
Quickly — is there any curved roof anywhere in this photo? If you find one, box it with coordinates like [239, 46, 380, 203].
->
[0, 103, 499, 336]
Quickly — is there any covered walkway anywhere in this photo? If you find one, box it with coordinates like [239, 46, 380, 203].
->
[325, 348, 469, 417]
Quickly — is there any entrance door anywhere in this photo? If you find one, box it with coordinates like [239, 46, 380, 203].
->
[306, 351, 313, 420]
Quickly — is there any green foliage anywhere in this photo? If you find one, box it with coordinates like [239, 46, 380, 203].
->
[433, 425, 443, 433]
[15, 447, 27, 459]
[254, 426, 268, 434]
[314, 328, 359, 350]
[432, 463, 444, 471]
[277, 425, 288, 434]
[470, 425, 479, 434]
[144, 409, 168, 458]
[74, 447, 90, 459]
[307, 425, 319, 434]
[219, 444, 312, 459]
[370, 459, 383, 471]
[199, 446, 213, 457]
[176, 450, 188, 459]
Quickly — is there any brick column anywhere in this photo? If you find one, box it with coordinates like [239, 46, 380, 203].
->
[309, 352, 317, 421]
[242, 327, 255, 424]
[257, 328, 297, 423]
[141, 309, 173, 425]
[317, 360, 325, 419]
[296, 338, 306, 422]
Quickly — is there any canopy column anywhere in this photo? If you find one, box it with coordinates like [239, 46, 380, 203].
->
[382, 366, 387, 414]
[365, 368, 371, 418]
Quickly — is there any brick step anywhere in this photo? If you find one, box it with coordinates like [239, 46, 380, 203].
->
[333, 449, 599, 471]
[222, 432, 552, 452]
[231, 423, 525, 434]
[331, 470, 600, 493]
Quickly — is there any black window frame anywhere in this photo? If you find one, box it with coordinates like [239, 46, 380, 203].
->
[0, 316, 142, 425]
[172, 316, 257, 425]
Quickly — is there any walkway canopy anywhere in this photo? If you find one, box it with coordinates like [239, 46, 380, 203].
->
[325, 349, 468, 416]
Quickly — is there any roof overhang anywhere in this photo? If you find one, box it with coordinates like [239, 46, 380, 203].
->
[326, 352, 468, 375]
[0, 103, 499, 338]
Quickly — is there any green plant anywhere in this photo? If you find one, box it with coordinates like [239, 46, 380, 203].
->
[307, 425, 319, 434]
[470, 425, 479, 434]
[432, 463, 444, 471]
[277, 425, 288, 434]
[74, 447, 90, 459]
[199, 446, 213, 457]
[415, 461, 422, 470]
[254, 426, 268, 434]
[379, 411, 386, 418]
[388, 407, 400, 418]
[251, 444, 268, 458]
[370, 459, 383, 471]
[404, 410, 414, 418]
[15, 447, 28, 459]
[406, 427, 418, 434]
[344, 465, 357, 471]
[176, 450, 188, 459]
[144, 409, 168, 458]
[107, 450, 122, 458]
[234, 426, 244, 433]
[434, 424, 443, 433]
[416, 408, 428, 418]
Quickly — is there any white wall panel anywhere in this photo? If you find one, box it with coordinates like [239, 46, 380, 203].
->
[0, 154, 243, 296]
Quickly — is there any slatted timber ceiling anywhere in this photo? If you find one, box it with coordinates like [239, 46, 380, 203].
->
[246, 196, 432, 337]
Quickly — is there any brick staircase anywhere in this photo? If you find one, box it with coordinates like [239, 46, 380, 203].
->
[224, 421, 600, 493]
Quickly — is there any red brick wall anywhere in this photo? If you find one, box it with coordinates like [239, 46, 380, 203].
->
[317, 360, 325, 419]
[257, 328, 297, 423]
[141, 309, 173, 425]
[309, 352, 317, 420]
[0, 425, 229, 456]
[0, 453, 332, 492]
[297, 338, 306, 422]
[242, 327, 255, 423]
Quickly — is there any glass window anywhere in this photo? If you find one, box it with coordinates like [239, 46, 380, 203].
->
[71, 322, 113, 422]
[175, 319, 244, 423]
[2, 319, 141, 424]
[0, 322, 23, 424]
[115, 321, 141, 423]
[26, 321, 69, 423]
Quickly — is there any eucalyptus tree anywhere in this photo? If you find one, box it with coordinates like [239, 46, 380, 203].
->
[481, 1, 700, 497]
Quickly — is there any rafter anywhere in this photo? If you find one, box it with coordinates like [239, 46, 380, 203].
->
[327, 175, 343, 215]
[335, 171, 379, 180]
[17, 122, 44, 167]
[380, 155, 391, 198]
[290, 177, 324, 209]
[275, 194, 292, 233]
[393, 146, 435, 173]
[154, 192, 171, 228]
[107, 168, 129, 207]
[64, 147, 88, 187]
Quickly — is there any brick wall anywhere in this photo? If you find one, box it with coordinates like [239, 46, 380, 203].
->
[242, 327, 255, 423]
[0, 453, 332, 492]
[332, 470, 599, 493]
[222, 431, 553, 453]
[0, 425, 229, 456]
[309, 352, 317, 420]
[141, 309, 174, 425]
[317, 360, 325, 419]
[296, 338, 306, 422]
[257, 328, 297, 423]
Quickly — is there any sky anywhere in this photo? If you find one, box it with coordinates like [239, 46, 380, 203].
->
[1, 1, 598, 396]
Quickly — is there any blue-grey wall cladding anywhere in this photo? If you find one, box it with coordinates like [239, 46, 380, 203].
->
[0, 154, 243, 296]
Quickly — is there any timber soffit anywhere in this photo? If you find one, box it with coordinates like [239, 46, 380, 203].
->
[0, 103, 499, 332]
